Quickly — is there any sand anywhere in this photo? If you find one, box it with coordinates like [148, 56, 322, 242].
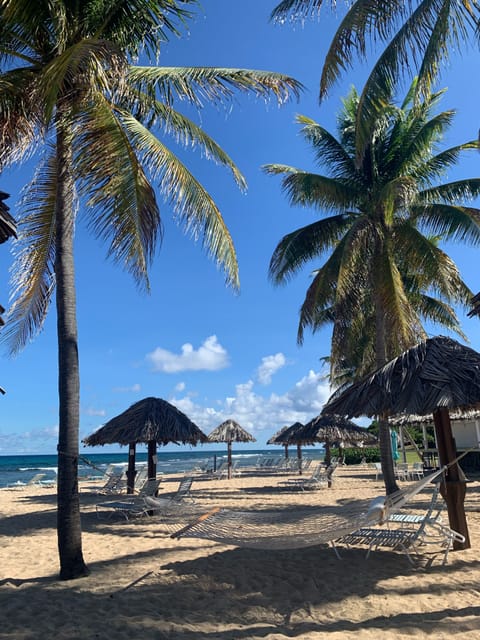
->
[1, 466, 480, 640]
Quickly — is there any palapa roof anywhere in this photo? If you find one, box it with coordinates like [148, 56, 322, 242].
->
[0, 192, 16, 244]
[82, 396, 208, 446]
[207, 419, 256, 443]
[322, 336, 480, 418]
[274, 422, 308, 444]
[468, 292, 480, 318]
[390, 408, 480, 426]
[267, 426, 290, 445]
[302, 414, 378, 445]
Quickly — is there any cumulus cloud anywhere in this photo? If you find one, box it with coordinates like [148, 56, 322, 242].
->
[170, 368, 332, 441]
[256, 353, 286, 385]
[175, 382, 186, 392]
[146, 335, 229, 373]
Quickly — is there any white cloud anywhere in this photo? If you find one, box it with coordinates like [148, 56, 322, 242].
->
[0, 425, 59, 454]
[256, 352, 286, 385]
[112, 383, 141, 393]
[146, 335, 229, 373]
[175, 382, 186, 392]
[83, 407, 107, 417]
[169, 368, 332, 442]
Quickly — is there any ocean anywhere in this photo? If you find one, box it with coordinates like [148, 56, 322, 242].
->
[0, 447, 325, 488]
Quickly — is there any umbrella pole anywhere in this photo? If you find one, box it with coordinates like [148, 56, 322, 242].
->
[284, 444, 288, 459]
[148, 440, 157, 480]
[297, 443, 302, 475]
[126, 442, 136, 494]
[228, 442, 232, 479]
[433, 408, 470, 550]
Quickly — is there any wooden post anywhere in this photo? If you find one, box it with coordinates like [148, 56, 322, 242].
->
[324, 440, 331, 467]
[227, 442, 232, 479]
[297, 443, 302, 475]
[126, 442, 136, 494]
[433, 408, 470, 550]
[147, 440, 157, 480]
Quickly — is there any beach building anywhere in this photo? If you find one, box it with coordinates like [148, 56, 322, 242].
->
[391, 409, 480, 472]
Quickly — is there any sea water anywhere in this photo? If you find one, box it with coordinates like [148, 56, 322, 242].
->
[0, 448, 325, 488]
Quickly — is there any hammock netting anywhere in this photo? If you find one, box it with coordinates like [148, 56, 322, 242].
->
[171, 465, 448, 550]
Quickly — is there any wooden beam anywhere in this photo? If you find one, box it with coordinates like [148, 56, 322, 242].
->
[433, 408, 470, 550]
[126, 442, 136, 494]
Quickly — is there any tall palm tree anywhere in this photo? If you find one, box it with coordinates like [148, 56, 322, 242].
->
[0, 0, 302, 580]
[271, 1, 480, 101]
[271, 1, 480, 163]
[264, 79, 480, 493]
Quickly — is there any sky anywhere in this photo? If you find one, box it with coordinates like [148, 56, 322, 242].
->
[1, 1, 480, 455]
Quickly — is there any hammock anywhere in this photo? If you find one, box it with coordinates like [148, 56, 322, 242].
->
[171, 463, 452, 550]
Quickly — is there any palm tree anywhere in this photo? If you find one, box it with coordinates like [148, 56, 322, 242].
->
[271, 1, 480, 164]
[271, 1, 480, 101]
[0, 0, 302, 580]
[264, 79, 480, 493]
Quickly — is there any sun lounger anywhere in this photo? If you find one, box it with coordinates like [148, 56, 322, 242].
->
[96, 477, 162, 520]
[5, 473, 47, 490]
[335, 483, 464, 565]
[278, 463, 336, 490]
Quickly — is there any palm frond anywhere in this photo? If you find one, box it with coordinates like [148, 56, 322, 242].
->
[128, 66, 303, 108]
[74, 97, 161, 290]
[117, 111, 240, 289]
[122, 92, 247, 190]
[2, 150, 58, 355]
[411, 201, 480, 245]
[269, 215, 354, 285]
[296, 114, 357, 177]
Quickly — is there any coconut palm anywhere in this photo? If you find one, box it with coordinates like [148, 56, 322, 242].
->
[0, 0, 301, 580]
[271, 1, 480, 101]
[264, 79, 480, 493]
[271, 1, 480, 163]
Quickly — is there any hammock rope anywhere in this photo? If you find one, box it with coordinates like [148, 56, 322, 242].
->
[171, 460, 460, 550]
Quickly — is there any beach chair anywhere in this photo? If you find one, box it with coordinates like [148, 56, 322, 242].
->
[279, 463, 336, 491]
[411, 462, 424, 481]
[336, 484, 464, 565]
[5, 473, 47, 490]
[395, 462, 411, 481]
[96, 469, 128, 495]
[134, 477, 162, 498]
[371, 462, 382, 481]
[95, 477, 163, 520]
[96, 476, 194, 520]
[143, 475, 196, 516]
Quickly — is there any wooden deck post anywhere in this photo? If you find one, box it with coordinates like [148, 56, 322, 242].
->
[433, 407, 470, 549]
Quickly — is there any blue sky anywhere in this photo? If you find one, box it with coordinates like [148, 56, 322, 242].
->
[1, 1, 480, 455]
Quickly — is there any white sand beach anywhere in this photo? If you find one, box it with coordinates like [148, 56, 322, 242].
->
[2, 466, 480, 640]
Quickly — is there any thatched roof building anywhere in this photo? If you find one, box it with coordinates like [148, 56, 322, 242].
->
[0, 192, 16, 244]
[207, 420, 256, 479]
[83, 397, 207, 446]
[323, 336, 480, 418]
[83, 397, 207, 490]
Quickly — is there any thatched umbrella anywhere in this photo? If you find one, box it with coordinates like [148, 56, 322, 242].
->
[267, 426, 291, 458]
[207, 420, 256, 479]
[302, 414, 378, 467]
[322, 335, 480, 550]
[274, 421, 308, 474]
[83, 397, 208, 493]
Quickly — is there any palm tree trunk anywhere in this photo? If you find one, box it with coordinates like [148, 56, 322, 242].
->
[375, 289, 399, 495]
[55, 122, 89, 580]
